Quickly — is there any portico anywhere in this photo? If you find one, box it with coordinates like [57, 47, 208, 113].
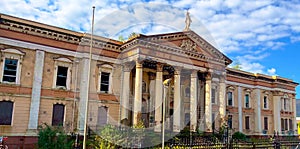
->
[119, 31, 232, 132]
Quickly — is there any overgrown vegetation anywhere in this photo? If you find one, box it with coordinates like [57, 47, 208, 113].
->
[38, 124, 73, 149]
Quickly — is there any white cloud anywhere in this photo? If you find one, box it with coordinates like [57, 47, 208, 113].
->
[267, 68, 276, 76]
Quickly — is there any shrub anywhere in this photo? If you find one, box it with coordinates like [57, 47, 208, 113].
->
[232, 131, 247, 141]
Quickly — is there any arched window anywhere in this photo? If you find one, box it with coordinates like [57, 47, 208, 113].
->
[0, 101, 14, 125]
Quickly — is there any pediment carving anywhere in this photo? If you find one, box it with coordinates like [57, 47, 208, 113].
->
[180, 40, 196, 52]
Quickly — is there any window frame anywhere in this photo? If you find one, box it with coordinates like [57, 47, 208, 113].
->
[264, 117, 268, 130]
[245, 116, 250, 130]
[244, 94, 250, 108]
[51, 103, 65, 126]
[0, 49, 25, 85]
[98, 64, 113, 94]
[0, 100, 14, 126]
[263, 96, 269, 109]
[227, 91, 234, 106]
[52, 57, 72, 90]
[228, 115, 233, 129]
[211, 85, 217, 104]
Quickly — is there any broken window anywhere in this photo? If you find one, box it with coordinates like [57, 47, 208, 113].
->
[3, 59, 18, 83]
[56, 66, 68, 88]
[100, 72, 110, 92]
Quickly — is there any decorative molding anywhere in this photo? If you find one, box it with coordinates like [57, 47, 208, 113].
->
[180, 40, 196, 52]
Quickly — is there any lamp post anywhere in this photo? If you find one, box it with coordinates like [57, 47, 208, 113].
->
[162, 78, 172, 149]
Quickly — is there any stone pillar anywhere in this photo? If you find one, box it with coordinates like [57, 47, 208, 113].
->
[133, 60, 143, 125]
[120, 63, 133, 122]
[154, 63, 163, 132]
[255, 88, 262, 135]
[293, 97, 297, 135]
[173, 67, 182, 132]
[273, 95, 281, 133]
[78, 58, 90, 132]
[219, 76, 226, 126]
[190, 70, 198, 131]
[28, 50, 45, 130]
[238, 86, 243, 132]
[205, 73, 212, 132]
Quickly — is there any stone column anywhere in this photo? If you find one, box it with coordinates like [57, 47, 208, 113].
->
[273, 95, 281, 133]
[28, 50, 45, 130]
[219, 76, 226, 126]
[120, 63, 133, 122]
[173, 67, 182, 132]
[293, 97, 297, 135]
[190, 70, 198, 131]
[205, 73, 212, 132]
[133, 60, 143, 125]
[78, 58, 90, 132]
[154, 63, 163, 132]
[255, 88, 262, 135]
[238, 86, 243, 132]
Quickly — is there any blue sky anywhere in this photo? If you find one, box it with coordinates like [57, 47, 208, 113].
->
[1, 0, 300, 98]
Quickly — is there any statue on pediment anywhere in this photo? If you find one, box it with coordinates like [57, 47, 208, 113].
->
[184, 11, 192, 31]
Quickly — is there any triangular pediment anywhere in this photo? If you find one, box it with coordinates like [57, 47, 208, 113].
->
[137, 31, 232, 66]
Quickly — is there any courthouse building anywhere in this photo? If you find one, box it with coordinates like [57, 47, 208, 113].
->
[0, 13, 298, 145]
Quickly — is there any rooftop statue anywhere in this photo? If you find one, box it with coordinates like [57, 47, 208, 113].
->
[184, 10, 192, 31]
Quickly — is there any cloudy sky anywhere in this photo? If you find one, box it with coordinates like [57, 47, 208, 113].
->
[1, 0, 300, 98]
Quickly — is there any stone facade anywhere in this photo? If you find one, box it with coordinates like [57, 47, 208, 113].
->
[0, 13, 298, 146]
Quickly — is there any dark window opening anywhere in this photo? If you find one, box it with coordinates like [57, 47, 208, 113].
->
[264, 117, 268, 130]
[245, 116, 250, 130]
[228, 115, 233, 129]
[212, 113, 215, 131]
[100, 72, 110, 92]
[227, 92, 233, 106]
[0, 101, 14, 125]
[245, 94, 250, 108]
[289, 119, 293, 130]
[3, 59, 18, 83]
[52, 104, 65, 126]
[56, 66, 68, 87]
[263, 96, 268, 109]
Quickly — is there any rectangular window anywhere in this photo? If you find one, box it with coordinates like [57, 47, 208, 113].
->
[289, 119, 293, 130]
[281, 118, 284, 131]
[212, 113, 215, 131]
[284, 119, 288, 130]
[264, 117, 268, 130]
[0, 101, 14, 125]
[97, 106, 108, 126]
[227, 92, 233, 106]
[3, 59, 18, 83]
[245, 116, 250, 130]
[263, 96, 268, 109]
[284, 98, 287, 110]
[211, 88, 216, 104]
[56, 66, 68, 87]
[100, 72, 110, 92]
[245, 94, 250, 108]
[52, 104, 65, 126]
[228, 115, 233, 129]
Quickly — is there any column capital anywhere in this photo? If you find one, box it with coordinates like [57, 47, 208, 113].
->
[123, 61, 135, 72]
[156, 63, 164, 72]
[174, 66, 183, 75]
[191, 70, 198, 78]
[135, 59, 143, 68]
[205, 72, 212, 80]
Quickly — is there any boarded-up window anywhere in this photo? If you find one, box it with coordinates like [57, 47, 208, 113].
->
[97, 106, 108, 126]
[100, 72, 110, 92]
[52, 104, 65, 126]
[0, 101, 13, 125]
[56, 66, 68, 87]
[245, 116, 250, 130]
[3, 59, 18, 83]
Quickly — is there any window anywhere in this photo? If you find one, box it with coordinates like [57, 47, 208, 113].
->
[100, 72, 110, 92]
[284, 98, 287, 111]
[245, 94, 250, 108]
[211, 88, 216, 104]
[289, 119, 293, 130]
[99, 64, 113, 93]
[212, 113, 215, 131]
[263, 96, 268, 109]
[0, 49, 24, 84]
[0, 101, 14, 125]
[264, 117, 268, 130]
[227, 92, 233, 106]
[52, 104, 65, 126]
[284, 119, 288, 130]
[245, 116, 250, 130]
[281, 118, 284, 131]
[3, 59, 18, 83]
[56, 66, 68, 87]
[228, 115, 233, 129]
[97, 106, 108, 126]
[53, 58, 72, 90]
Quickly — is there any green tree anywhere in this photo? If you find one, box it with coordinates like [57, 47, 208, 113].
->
[38, 124, 73, 149]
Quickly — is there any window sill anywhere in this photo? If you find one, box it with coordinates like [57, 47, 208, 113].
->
[0, 82, 20, 86]
[54, 86, 69, 91]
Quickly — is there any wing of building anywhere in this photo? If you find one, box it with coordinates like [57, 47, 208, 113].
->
[0, 13, 298, 146]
